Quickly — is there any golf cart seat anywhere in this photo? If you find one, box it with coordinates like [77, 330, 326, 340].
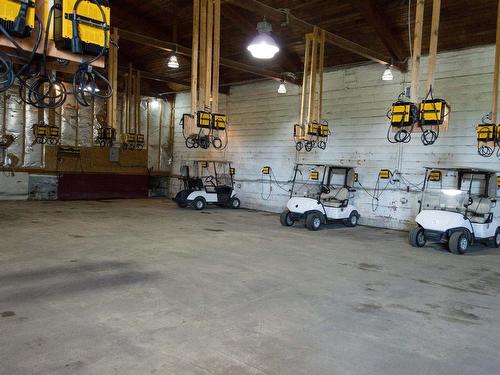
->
[321, 187, 349, 208]
[216, 185, 232, 202]
[466, 197, 493, 223]
[188, 178, 204, 190]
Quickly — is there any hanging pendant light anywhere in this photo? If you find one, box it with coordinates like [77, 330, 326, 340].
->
[278, 80, 287, 94]
[382, 65, 394, 81]
[247, 18, 280, 59]
[168, 53, 180, 69]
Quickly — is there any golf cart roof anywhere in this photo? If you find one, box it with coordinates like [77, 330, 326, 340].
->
[297, 163, 356, 170]
[424, 166, 499, 174]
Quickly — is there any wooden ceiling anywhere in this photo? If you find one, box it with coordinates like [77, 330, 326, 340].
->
[110, 0, 499, 95]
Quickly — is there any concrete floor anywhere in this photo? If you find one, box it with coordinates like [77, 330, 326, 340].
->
[1, 199, 500, 375]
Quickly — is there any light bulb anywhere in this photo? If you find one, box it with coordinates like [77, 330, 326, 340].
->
[278, 80, 287, 94]
[168, 54, 180, 69]
[247, 19, 279, 59]
[382, 65, 393, 81]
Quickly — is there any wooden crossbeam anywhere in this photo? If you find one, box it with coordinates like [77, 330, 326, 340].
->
[118, 29, 282, 81]
[351, 0, 407, 65]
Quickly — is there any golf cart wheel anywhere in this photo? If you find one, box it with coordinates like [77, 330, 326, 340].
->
[176, 201, 188, 208]
[344, 211, 359, 227]
[489, 227, 500, 248]
[192, 197, 206, 211]
[449, 231, 469, 255]
[229, 197, 241, 209]
[306, 213, 322, 231]
[280, 210, 294, 227]
[409, 226, 426, 248]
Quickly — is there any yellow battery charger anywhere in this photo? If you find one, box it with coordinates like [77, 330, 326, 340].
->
[52, 0, 110, 55]
[0, 0, 36, 38]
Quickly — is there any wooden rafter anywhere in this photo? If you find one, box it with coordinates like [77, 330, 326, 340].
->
[351, 0, 407, 65]
[222, 0, 406, 71]
[118, 29, 283, 81]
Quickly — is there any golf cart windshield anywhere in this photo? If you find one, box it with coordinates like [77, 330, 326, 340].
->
[290, 165, 355, 200]
[421, 189, 470, 214]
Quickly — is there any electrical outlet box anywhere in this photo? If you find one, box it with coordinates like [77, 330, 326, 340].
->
[109, 146, 119, 162]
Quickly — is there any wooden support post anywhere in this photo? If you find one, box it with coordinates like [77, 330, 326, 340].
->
[212, 0, 221, 112]
[199, 0, 207, 109]
[166, 96, 176, 176]
[205, 0, 213, 111]
[146, 99, 150, 151]
[493, 0, 500, 123]
[426, 0, 441, 92]
[411, 0, 425, 103]
[107, 28, 119, 129]
[21, 100, 26, 166]
[37, 92, 44, 167]
[307, 28, 319, 124]
[191, 0, 200, 114]
[158, 100, 163, 171]
[136, 71, 141, 134]
[75, 102, 79, 147]
[318, 30, 326, 121]
[90, 101, 95, 146]
[300, 35, 311, 126]
[127, 64, 134, 133]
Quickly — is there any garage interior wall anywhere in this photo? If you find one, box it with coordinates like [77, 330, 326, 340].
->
[171, 45, 499, 230]
[0, 91, 172, 200]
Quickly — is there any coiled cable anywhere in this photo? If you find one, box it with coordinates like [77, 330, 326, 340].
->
[71, 0, 112, 106]
[18, 6, 67, 109]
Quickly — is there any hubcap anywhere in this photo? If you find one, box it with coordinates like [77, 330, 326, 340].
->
[197, 201, 203, 209]
[233, 200, 239, 207]
[313, 217, 321, 228]
[417, 232, 425, 244]
[460, 237, 468, 251]
[351, 215, 357, 225]
[496, 233, 500, 245]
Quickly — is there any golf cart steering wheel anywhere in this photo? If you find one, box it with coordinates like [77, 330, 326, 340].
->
[320, 184, 331, 194]
[204, 175, 216, 187]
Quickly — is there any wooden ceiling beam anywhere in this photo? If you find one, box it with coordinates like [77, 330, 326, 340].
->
[223, 0, 407, 71]
[118, 28, 283, 81]
[351, 0, 407, 65]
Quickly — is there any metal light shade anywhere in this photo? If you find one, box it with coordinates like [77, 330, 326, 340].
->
[382, 66, 394, 81]
[247, 20, 279, 59]
[168, 54, 180, 69]
[278, 81, 287, 94]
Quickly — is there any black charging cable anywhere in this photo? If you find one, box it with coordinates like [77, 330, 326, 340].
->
[71, 0, 112, 106]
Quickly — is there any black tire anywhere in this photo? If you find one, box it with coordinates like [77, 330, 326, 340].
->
[409, 226, 426, 247]
[229, 197, 241, 209]
[280, 210, 294, 227]
[344, 211, 359, 227]
[488, 227, 500, 248]
[449, 231, 469, 255]
[192, 197, 206, 211]
[305, 212, 322, 231]
[176, 201, 188, 208]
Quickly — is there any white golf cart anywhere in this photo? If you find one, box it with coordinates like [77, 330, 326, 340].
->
[174, 160, 241, 210]
[409, 167, 500, 254]
[280, 164, 360, 231]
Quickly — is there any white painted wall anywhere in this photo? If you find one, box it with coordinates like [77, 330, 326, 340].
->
[171, 45, 500, 230]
